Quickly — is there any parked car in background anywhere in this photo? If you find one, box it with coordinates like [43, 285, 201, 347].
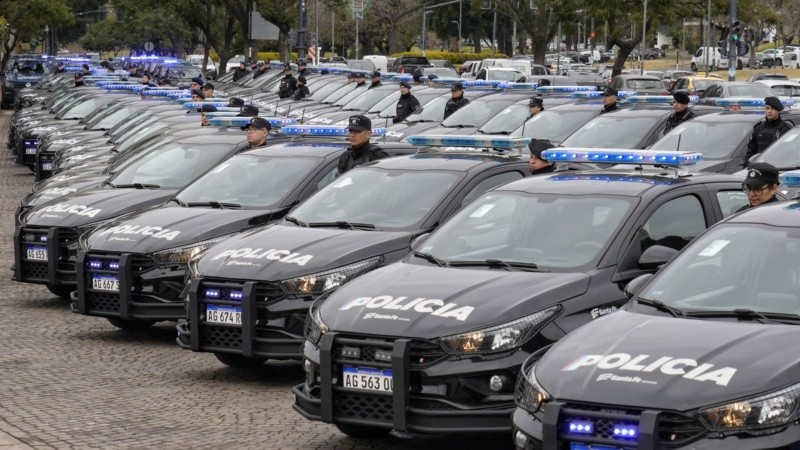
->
[669, 74, 724, 95]
[755, 79, 800, 97]
[609, 74, 667, 95]
[390, 56, 433, 73]
[474, 67, 526, 82]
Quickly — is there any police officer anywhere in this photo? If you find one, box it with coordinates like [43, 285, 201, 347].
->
[73, 72, 85, 87]
[444, 82, 469, 119]
[297, 60, 308, 77]
[527, 97, 544, 121]
[600, 86, 620, 115]
[338, 115, 389, 174]
[293, 76, 310, 100]
[393, 81, 420, 124]
[189, 77, 204, 91]
[427, 74, 438, 88]
[140, 74, 156, 87]
[663, 91, 696, 134]
[242, 117, 271, 149]
[278, 63, 297, 99]
[252, 61, 270, 79]
[54, 61, 66, 74]
[412, 68, 424, 85]
[228, 97, 245, 108]
[127, 64, 141, 78]
[354, 72, 368, 87]
[199, 104, 217, 126]
[190, 89, 205, 102]
[232, 61, 250, 82]
[529, 140, 557, 175]
[346, 72, 356, 84]
[736, 162, 781, 213]
[745, 96, 794, 164]
[538, 78, 551, 87]
[81, 64, 91, 76]
[202, 82, 215, 99]
[368, 71, 382, 89]
[237, 105, 259, 117]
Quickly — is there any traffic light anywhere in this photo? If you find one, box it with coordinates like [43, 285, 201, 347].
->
[731, 21, 741, 42]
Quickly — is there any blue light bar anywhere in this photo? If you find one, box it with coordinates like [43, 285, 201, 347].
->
[202, 109, 249, 117]
[541, 148, 703, 166]
[140, 89, 184, 96]
[94, 80, 137, 86]
[715, 97, 795, 108]
[210, 117, 300, 128]
[536, 85, 595, 93]
[163, 59, 178, 64]
[102, 84, 145, 91]
[627, 95, 699, 104]
[429, 77, 462, 86]
[780, 170, 800, 187]
[204, 289, 221, 298]
[39, 235, 48, 242]
[567, 420, 594, 435]
[182, 101, 230, 109]
[572, 90, 635, 99]
[280, 125, 386, 136]
[612, 425, 638, 439]
[497, 82, 538, 90]
[391, 74, 413, 81]
[167, 90, 192, 98]
[460, 80, 505, 88]
[229, 290, 244, 300]
[109, 261, 120, 270]
[406, 134, 531, 149]
[89, 260, 102, 269]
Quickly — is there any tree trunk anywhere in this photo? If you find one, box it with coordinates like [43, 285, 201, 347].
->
[279, 32, 288, 61]
[472, 31, 481, 53]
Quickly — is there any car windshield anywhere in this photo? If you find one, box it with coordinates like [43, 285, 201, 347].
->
[407, 96, 448, 122]
[442, 98, 519, 127]
[768, 84, 800, 97]
[728, 85, 775, 97]
[340, 88, 389, 111]
[625, 79, 662, 89]
[514, 109, 598, 143]
[486, 70, 521, 81]
[693, 79, 720, 91]
[479, 104, 529, 134]
[420, 192, 632, 269]
[108, 142, 234, 188]
[289, 167, 462, 229]
[91, 106, 134, 131]
[57, 97, 112, 120]
[651, 120, 753, 159]
[308, 81, 346, 101]
[176, 154, 320, 208]
[756, 128, 800, 169]
[561, 114, 661, 148]
[333, 87, 367, 107]
[637, 222, 800, 315]
[9, 59, 47, 75]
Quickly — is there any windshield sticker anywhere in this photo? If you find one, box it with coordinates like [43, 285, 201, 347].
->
[563, 353, 737, 386]
[209, 247, 313, 266]
[339, 295, 475, 322]
[698, 239, 730, 257]
[99, 225, 181, 241]
[469, 204, 496, 218]
[42, 203, 101, 218]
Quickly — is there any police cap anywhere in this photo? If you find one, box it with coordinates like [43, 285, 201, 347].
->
[237, 105, 259, 117]
[202, 82, 215, 90]
[672, 91, 691, 105]
[765, 96, 784, 111]
[529, 139, 555, 160]
[198, 104, 217, 113]
[348, 114, 372, 132]
[190, 77, 204, 86]
[242, 116, 271, 131]
[399, 81, 411, 89]
[529, 97, 544, 108]
[190, 89, 205, 99]
[451, 82, 463, 92]
[744, 162, 780, 188]
[371, 71, 381, 78]
[603, 86, 619, 97]
[355, 72, 366, 79]
[228, 97, 245, 107]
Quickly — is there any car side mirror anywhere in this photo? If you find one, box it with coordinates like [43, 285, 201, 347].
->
[410, 233, 431, 250]
[624, 273, 654, 299]
[639, 244, 679, 271]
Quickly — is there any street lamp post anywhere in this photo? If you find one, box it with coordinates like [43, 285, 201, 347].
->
[451, 20, 461, 52]
[422, 10, 433, 56]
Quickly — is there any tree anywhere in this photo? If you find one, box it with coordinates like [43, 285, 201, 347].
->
[497, 0, 579, 65]
[0, 0, 74, 70]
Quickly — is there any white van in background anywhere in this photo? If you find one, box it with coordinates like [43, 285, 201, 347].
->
[362, 55, 388, 72]
[476, 58, 532, 77]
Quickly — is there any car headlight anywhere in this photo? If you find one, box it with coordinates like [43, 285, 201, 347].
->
[151, 234, 236, 265]
[76, 218, 119, 251]
[516, 362, 550, 414]
[280, 256, 382, 296]
[439, 305, 561, 355]
[304, 298, 329, 345]
[698, 382, 800, 433]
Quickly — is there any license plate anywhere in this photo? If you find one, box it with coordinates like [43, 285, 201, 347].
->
[205, 304, 241, 325]
[92, 275, 119, 292]
[26, 245, 47, 261]
[342, 365, 393, 392]
[42, 162, 53, 171]
[25, 147, 37, 154]
[570, 444, 623, 450]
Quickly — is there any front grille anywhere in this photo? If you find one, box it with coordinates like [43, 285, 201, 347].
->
[201, 326, 242, 349]
[658, 412, 708, 446]
[334, 334, 447, 368]
[22, 261, 48, 280]
[18, 226, 80, 282]
[333, 392, 393, 424]
[86, 292, 120, 312]
[410, 399, 458, 411]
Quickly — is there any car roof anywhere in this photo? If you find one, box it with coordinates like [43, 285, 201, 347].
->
[367, 150, 526, 172]
[726, 200, 800, 227]
[613, 74, 661, 81]
[756, 79, 800, 87]
[679, 75, 724, 80]
[691, 110, 771, 122]
[173, 133, 247, 145]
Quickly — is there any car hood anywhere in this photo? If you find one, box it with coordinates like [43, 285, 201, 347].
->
[319, 262, 590, 339]
[407, 125, 480, 138]
[85, 206, 282, 253]
[195, 224, 413, 281]
[24, 188, 176, 227]
[23, 177, 107, 207]
[384, 122, 439, 141]
[535, 310, 800, 411]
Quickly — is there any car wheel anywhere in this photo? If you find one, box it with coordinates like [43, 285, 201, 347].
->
[690, 63, 697, 72]
[46, 284, 73, 299]
[106, 317, 156, 331]
[214, 353, 267, 368]
[335, 424, 391, 438]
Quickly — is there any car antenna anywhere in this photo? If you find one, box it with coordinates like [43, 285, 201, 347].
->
[300, 106, 306, 124]
[383, 116, 389, 143]
[676, 133, 682, 151]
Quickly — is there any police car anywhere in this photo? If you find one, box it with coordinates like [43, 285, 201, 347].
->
[13, 132, 256, 299]
[292, 149, 750, 438]
[175, 135, 535, 368]
[741, 127, 800, 199]
[72, 124, 417, 330]
[2, 54, 50, 109]
[307, 86, 449, 127]
[512, 173, 800, 450]
[512, 100, 602, 145]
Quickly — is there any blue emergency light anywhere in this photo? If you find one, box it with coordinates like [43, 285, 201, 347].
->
[229, 290, 244, 300]
[406, 134, 531, 150]
[163, 59, 179, 64]
[566, 420, 594, 435]
[460, 80, 506, 88]
[780, 170, 800, 187]
[612, 425, 638, 439]
[391, 74, 413, 81]
[200, 108, 249, 117]
[204, 289, 221, 298]
[429, 77, 463, 86]
[571, 90, 635, 99]
[536, 85, 595, 94]
[181, 100, 229, 109]
[166, 90, 192, 98]
[209, 117, 300, 128]
[497, 82, 539, 90]
[626, 95, 699, 104]
[715, 97, 795, 108]
[541, 148, 703, 166]
[140, 89, 184, 96]
[280, 125, 386, 136]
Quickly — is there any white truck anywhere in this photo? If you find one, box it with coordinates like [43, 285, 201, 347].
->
[691, 46, 745, 71]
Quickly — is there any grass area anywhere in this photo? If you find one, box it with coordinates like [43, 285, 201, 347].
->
[623, 57, 800, 80]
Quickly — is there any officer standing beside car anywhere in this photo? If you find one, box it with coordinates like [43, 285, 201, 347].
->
[736, 162, 782, 212]
[242, 117, 271, 149]
[444, 82, 469, 119]
[393, 81, 420, 124]
[528, 140, 557, 175]
[338, 115, 389, 174]
[368, 71, 382, 89]
[293, 76, 310, 100]
[526, 97, 544, 121]
[232, 61, 250, 82]
[745, 96, 794, 164]
[662, 91, 696, 134]
[599, 87, 620, 114]
[278, 64, 297, 99]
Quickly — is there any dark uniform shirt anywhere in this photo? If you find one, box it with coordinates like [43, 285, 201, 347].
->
[745, 117, 794, 163]
[663, 108, 696, 134]
[368, 80, 383, 90]
[293, 85, 310, 101]
[444, 95, 470, 120]
[393, 92, 420, 124]
[247, 140, 270, 150]
[599, 102, 620, 115]
[278, 74, 298, 99]
[337, 142, 389, 174]
[252, 68, 270, 79]
[530, 164, 557, 176]
[232, 67, 250, 82]
[735, 194, 780, 213]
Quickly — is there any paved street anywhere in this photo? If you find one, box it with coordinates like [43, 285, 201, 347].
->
[0, 109, 512, 449]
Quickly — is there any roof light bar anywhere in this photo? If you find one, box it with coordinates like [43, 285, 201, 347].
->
[572, 90, 635, 99]
[209, 117, 300, 128]
[626, 95, 699, 104]
[280, 125, 386, 136]
[460, 80, 506, 88]
[166, 90, 192, 98]
[497, 82, 539, 90]
[200, 109, 248, 117]
[406, 134, 531, 149]
[536, 85, 595, 94]
[715, 97, 795, 108]
[541, 148, 703, 166]
[140, 89, 184, 96]
[780, 170, 800, 187]
[429, 77, 463, 86]
[391, 74, 413, 81]
[182, 101, 232, 109]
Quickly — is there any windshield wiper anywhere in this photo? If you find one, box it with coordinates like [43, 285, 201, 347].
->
[684, 309, 800, 325]
[447, 259, 544, 272]
[307, 221, 375, 230]
[412, 250, 450, 267]
[170, 198, 187, 207]
[284, 216, 308, 227]
[185, 201, 241, 209]
[777, 165, 800, 171]
[111, 183, 161, 189]
[636, 297, 685, 318]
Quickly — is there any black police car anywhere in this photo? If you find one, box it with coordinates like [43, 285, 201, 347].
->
[512, 178, 800, 449]
[13, 133, 253, 299]
[72, 125, 417, 330]
[175, 135, 534, 368]
[292, 148, 750, 438]
[2, 54, 50, 109]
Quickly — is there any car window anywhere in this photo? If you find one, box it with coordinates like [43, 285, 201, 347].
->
[626, 79, 662, 89]
[460, 171, 525, 208]
[716, 190, 749, 218]
[673, 79, 687, 90]
[639, 195, 707, 253]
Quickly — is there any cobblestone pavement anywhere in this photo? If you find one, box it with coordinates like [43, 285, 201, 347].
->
[0, 109, 513, 449]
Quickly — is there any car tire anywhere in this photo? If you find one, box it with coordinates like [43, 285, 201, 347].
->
[690, 63, 697, 72]
[214, 353, 267, 368]
[106, 317, 156, 331]
[335, 424, 391, 438]
[46, 284, 73, 299]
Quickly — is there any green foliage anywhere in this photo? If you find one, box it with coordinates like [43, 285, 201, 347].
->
[389, 51, 509, 64]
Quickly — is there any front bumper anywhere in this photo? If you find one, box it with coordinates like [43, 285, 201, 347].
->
[13, 225, 80, 287]
[292, 332, 518, 434]
[175, 278, 307, 359]
[511, 401, 800, 450]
